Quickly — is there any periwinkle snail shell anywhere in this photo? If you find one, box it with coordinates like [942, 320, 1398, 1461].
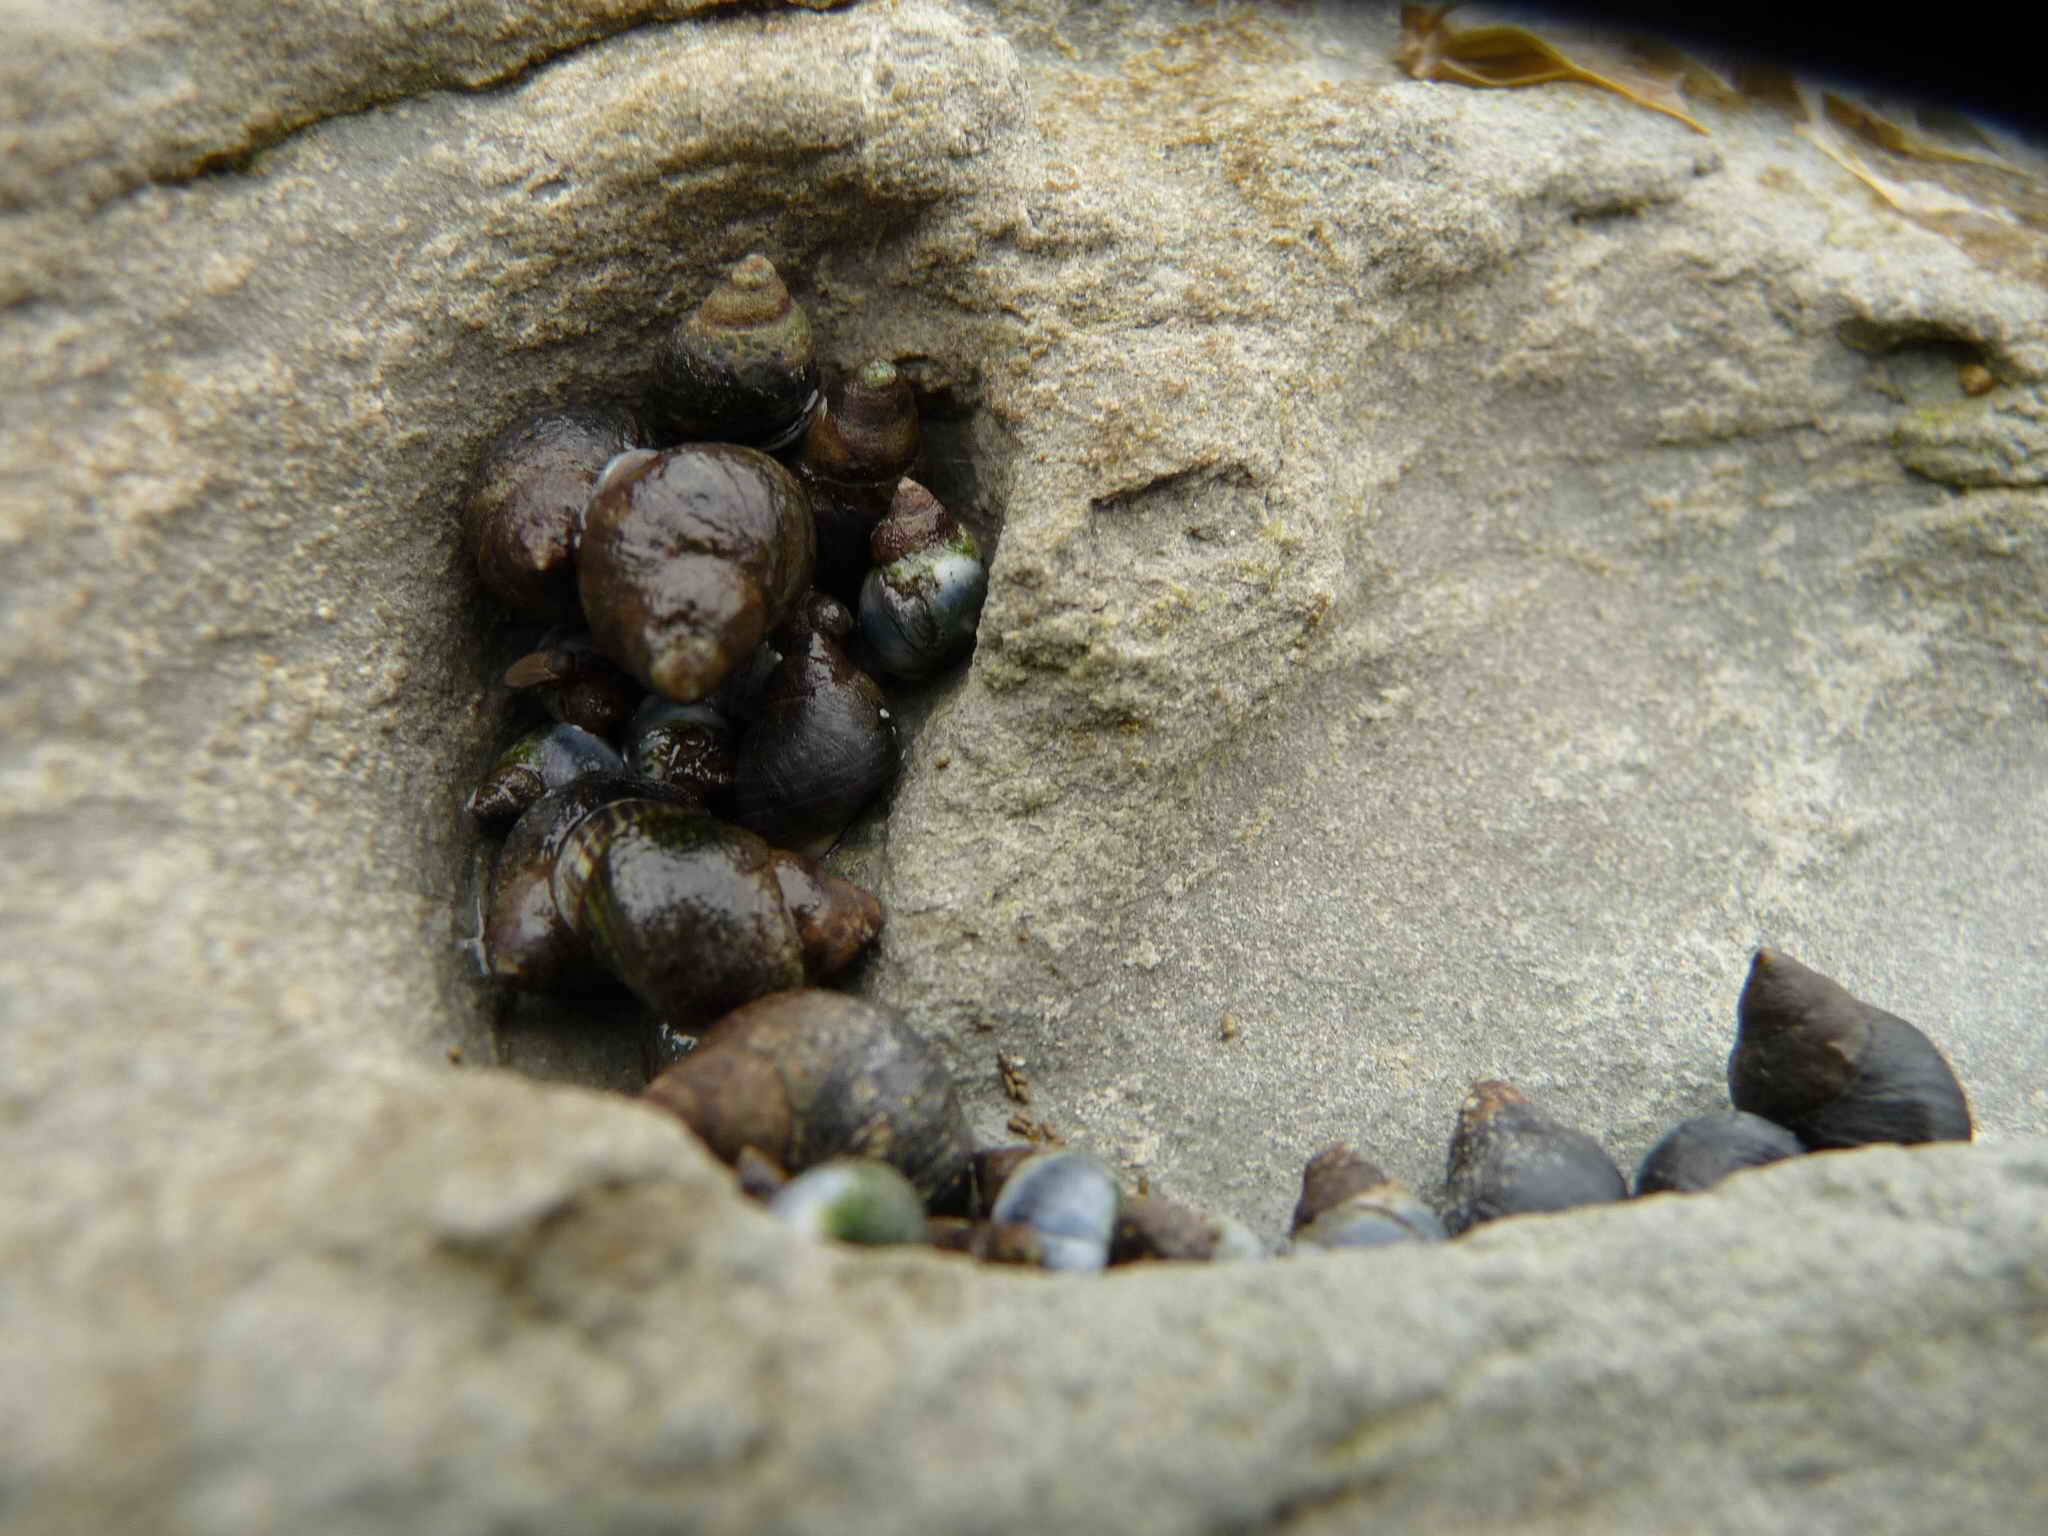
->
[1442, 1079, 1627, 1236]
[654, 253, 820, 451]
[465, 722, 624, 833]
[501, 631, 642, 743]
[858, 480, 989, 682]
[643, 989, 974, 1210]
[577, 443, 815, 704]
[984, 1149, 1121, 1272]
[728, 593, 899, 852]
[550, 799, 881, 1026]
[480, 773, 697, 992]
[1289, 1142, 1446, 1250]
[1728, 947, 1972, 1149]
[769, 1158, 929, 1246]
[1109, 1196, 1267, 1264]
[463, 402, 648, 620]
[1633, 1110, 1806, 1197]
[625, 696, 736, 800]
[799, 360, 921, 598]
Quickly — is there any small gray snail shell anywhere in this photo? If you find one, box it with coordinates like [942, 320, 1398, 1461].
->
[643, 989, 974, 1210]
[465, 722, 624, 833]
[464, 402, 649, 620]
[654, 253, 820, 451]
[1289, 1142, 1447, 1250]
[769, 1158, 930, 1246]
[577, 443, 816, 704]
[983, 1149, 1121, 1272]
[1633, 1110, 1806, 1196]
[1443, 1079, 1627, 1235]
[1728, 947, 1972, 1149]
[858, 479, 989, 682]
[550, 799, 881, 1028]
[727, 592, 899, 853]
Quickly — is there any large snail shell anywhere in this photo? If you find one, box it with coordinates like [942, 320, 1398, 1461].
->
[1289, 1142, 1447, 1250]
[550, 800, 881, 1026]
[984, 1149, 1121, 1272]
[1728, 947, 1972, 1149]
[480, 773, 693, 991]
[728, 594, 899, 851]
[858, 480, 989, 682]
[1443, 1080, 1627, 1235]
[799, 360, 920, 598]
[465, 722, 624, 833]
[642, 990, 973, 1209]
[577, 444, 816, 704]
[655, 254, 820, 451]
[1633, 1109, 1806, 1196]
[464, 403, 648, 620]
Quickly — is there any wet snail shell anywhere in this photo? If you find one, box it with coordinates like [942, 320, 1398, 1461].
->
[654, 253, 820, 451]
[465, 722, 624, 833]
[1728, 947, 1972, 1149]
[769, 1158, 929, 1246]
[798, 359, 921, 599]
[464, 402, 649, 620]
[1289, 1142, 1447, 1250]
[1633, 1110, 1806, 1196]
[643, 989, 974, 1210]
[1443, 1079, 1627, 1235]
[480, 772, 696, 992]
[577, 443, 816, 704]
[625, 696, 737, 800]
[983, 1149, 1121, 1272]
[727, 592, 900, 852]
[858, 479, 990, 682]
[550, 799, 882, 1028]
[501, 631, 642, 743]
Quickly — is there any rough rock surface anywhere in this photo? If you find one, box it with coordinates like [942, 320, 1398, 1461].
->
[3, 1, 2045, 1531]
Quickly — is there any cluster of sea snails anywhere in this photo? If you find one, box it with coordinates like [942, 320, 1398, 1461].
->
[455, 258, 1974, 1274]
[459, 254, 989, 1070]
[625, 949, 1971, 1269]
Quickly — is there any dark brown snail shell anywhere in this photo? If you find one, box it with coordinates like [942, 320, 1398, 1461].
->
[550, 799, 881, 1028]
[1109, 1195, 1265, 1264]
[502, 632, 642, 742]
[1289, 1142, 1447, 1249]
[642, 989, 973, 1210]
[654, 253, 820, 451]
[1443, 1080, 1627, 1235]
[624, 696, 737, 799]
[577, 443, 816, 704]
[480, 773, 696, 992]
[798, 360, 920, 598]
[1728, 947, 1972, 1149]
[464, 403, 648, 620]
[1633, 1110, 1806, 1196]
[727, 592, 899, 852]
[465, 722, 624, 833]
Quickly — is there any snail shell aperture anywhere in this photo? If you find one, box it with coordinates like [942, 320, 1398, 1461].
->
[1728, 947, 1972, 1149]
[577, 443, 816, 704]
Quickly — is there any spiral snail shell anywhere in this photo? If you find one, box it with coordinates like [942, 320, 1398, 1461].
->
[983, 1149, 1121, 1272]
[1442, 1079, 1627, 1235]
[501, 631, 642, 743]
[799, 359, 921, 598]
[465, 722, 624, 833]
[643, 990, 974, 1209]
[654, 253, 819, 451]
[463, 403, 649, 620]
[577, 443, 816, 704]
[1632, 1109, 1806, 1196]
[1728, 947, 1972, 1149]
[1289, 1142, 1447, 1250]
[857, 479, 989, 681]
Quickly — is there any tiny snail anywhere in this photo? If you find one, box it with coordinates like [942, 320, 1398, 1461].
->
[983, 1149, 1121, 1272]
[643, 989, 974, 1210]
[1109, 1195, 1266, 1264]
[463, 402, 649, 620]
[1632, 1109, 1806, 1196]
[465, 722, 624, 833]
[1289, 1142, 1446, 1250]
[1442, 1079, 1627, 1235]
[768, 1158, 930, 1247]
[798, 359, 921, 598]
[858, 479, 989, 682]
[501, 630, 642, 743]
[1728, 947, 1972, 1149]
